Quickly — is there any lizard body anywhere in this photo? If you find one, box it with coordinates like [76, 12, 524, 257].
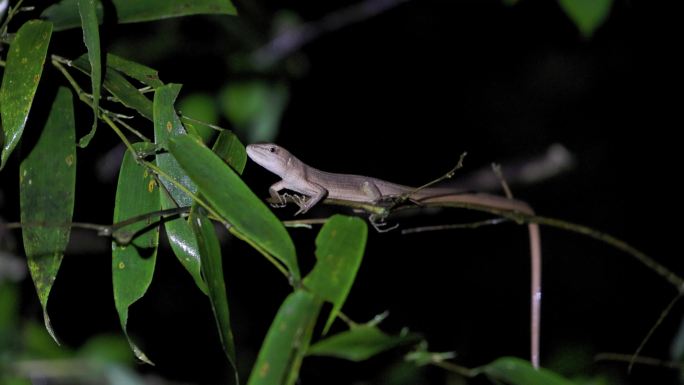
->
[246, 143, 532, 215]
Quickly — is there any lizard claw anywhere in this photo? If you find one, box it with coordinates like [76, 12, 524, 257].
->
[369, 214, 399, 233]
[291, 195, 310, 215]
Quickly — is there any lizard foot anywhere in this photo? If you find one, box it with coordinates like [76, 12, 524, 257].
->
[369, 214, 399, 233]
[292, 194, 310, 216]
[270, 192, 295, 208]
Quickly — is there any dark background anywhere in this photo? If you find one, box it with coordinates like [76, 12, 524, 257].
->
[2, 0, 683, 384]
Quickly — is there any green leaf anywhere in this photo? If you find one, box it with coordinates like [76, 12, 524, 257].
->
[307, 325, 418, 362]
[105, 69, 154, 119]
[212, 130, 247, 175]
[107, 54, 164, 89]
[19, 87, 76, 344]
[0, 20, 53, 170]
[218, 81, 288, 143]
[188, 208, 237, 376]
[478, 357, 579, 385]
[247, 290, 321, 385]
[72, 55, 153, 120]
[112, 144, 161, 365]
[153, 84, 207, 294]
[304, 215, 367, 332]
[76, 0, 101, 147]
[558, 0, 613, 38]
[178, 93, 218, 143]
[167, 134, 300, 280]
[42, 0, 238, 31]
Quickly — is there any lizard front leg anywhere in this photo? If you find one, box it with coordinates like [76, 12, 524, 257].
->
[294, 182, 327, 215]
[268, 180, 289, 207]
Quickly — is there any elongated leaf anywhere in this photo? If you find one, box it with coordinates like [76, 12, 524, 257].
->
[107, 54, 163, 89]
[42, 0, 237, 31]
[478, 357, 578, 385]
[71, 56, 153, 119]
[188, 208, 237, 374]
[168, 134, 300, 280]
[212, 130, 247, 174]
[76, 0, 101, 147]
[112, 144, 161, 364]
[558, 0, 613, 38]
[0, 20, 53, 170]
[19, 87, 76, 344]
[104, 69, 154, 119]
[304, 215, 367, 332]
[153, 84, 206, 294]
[247, 290, 321, 385]
[307, 325, 418, 362]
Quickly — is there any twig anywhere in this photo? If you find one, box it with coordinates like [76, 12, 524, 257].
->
[401, 218, 509, 234]
[629, 293, 683, 372]
[410, 152, 468, 194]
[595, 353, 684, 370]
[179, 113, 228, 132]
[113, 116, 150, 142]
[492, 163, 513, 199]
[282, 218, 329, 228]
[252, 0, 412, 67]
[0, 0, 25, 36]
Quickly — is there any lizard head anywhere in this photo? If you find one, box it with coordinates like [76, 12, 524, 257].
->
[246, 143, 293, 176]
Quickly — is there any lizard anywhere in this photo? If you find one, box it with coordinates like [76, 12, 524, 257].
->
[245, 143, 534, 217]
[246, 142, 542, 368]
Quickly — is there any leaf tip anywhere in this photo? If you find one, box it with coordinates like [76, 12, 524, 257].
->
[42, 309, 61, 346]
[128, 337, 155, 366]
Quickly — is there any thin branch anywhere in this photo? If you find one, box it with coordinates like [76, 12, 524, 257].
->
[113, 116, 150, 142]
[252, 0, 412, 67]
[272, 193, 684, 291]
[492, 163, 514, 199]
[595, 353, 684, 370]
[410, 152, 468, 194]
[179, 113, 228, 132]
[629, 293, 683, 372]
[0, 0, 26, 36]
[401, 218, 509, 234]
[282, 218, 329, 228]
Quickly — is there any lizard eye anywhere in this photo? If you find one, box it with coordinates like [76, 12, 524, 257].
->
[269, 146, 276, 153]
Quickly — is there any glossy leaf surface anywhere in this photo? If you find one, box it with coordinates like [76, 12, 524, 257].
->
[71, 56, 153, 120]
[43, 0, 237, 31]
[107, 54, 164, 89]
[304, 215, 367, 332]
[168, 134, 300, 280]
[189, 209, 237, 374]
[76, 0, 101, 147]
[212, 130, 247, 175]
[112, 144, 161, 364]
[479, 357, 578, 385]
[307, 325, 417, 362]
[153, 84, 206, 293]
[19, 87, 76, 344]
[247, 290, 320, 385]
[0, 20, 53, 169]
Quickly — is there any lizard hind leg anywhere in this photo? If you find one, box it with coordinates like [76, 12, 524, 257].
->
[369, 214, 399, 233]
